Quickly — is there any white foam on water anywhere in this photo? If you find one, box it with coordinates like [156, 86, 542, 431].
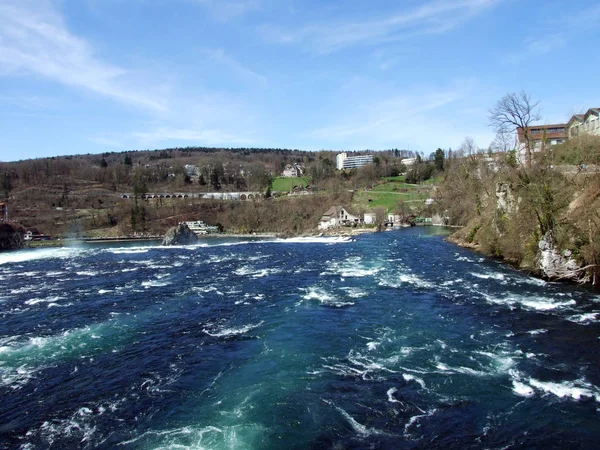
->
[567, 313, 599, 324]
[321, 256, 381, 278]
[25, 295, 66, 306]
[378, 270, 432, 289]
[366, 341, 379, 351]
[404, 409, 437, 439]
[0, 364, 37, 390]
[527, 329, 547, 335]
[109, 248, 150, 254]
[474, 351, 517, 373]
[440, 278, 463, 286]
[116, 425, 224, 448]
[434, 360, 489, 377]
[403, 373, 427, 389]
[482, 293, 576, 311]
[471, 271, 506, 281]
[203, 321, 264, 338]
[234, 265, 281, 278]
[301, 286, 354, 308]
[279, 236, 352, 244]
[76, 271, 99, 276]
[322, 400, 385, 437]
[520, 276, 547, 286]
[387, 387, 401, 403]
[512, 380, 535, 397]
[340, 287, 368, 298]
[0, 247, 84, 266]
[528, 378, 600, 402]
[141, 275, 171, 289]
[455, 255, 474, 262]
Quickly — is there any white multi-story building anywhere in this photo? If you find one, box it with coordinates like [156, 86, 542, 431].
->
[336, 153, 374, 170]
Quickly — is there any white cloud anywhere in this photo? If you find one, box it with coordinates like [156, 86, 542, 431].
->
[261, 0, 500, 53]
[202, 48, 268, 86]
[0, 0, 167, 112]
[305, 80, 493, 151]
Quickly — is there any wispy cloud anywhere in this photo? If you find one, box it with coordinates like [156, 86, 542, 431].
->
[0, 0, 167, 112]
[261, 0, 500, 53]
[202, 48, 268, 86]
[504, 33, 567, 64]
[305, 79, 492, 151]
[505, 4, 600, 64]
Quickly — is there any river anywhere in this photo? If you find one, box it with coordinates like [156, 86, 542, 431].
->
[1, 228, 599, 449]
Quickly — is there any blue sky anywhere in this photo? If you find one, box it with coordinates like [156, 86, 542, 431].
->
[0, 0, 599, 161]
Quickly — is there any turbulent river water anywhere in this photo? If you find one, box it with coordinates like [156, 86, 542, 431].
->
[1, 228, 600, 449]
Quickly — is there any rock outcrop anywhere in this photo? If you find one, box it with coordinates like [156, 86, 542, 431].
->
[161, 223, 198, 246]
[537, 232, 581, 281]
[0, 224, 24, 251]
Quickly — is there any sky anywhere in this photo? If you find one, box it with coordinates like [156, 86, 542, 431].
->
[0, 0, 599, 161]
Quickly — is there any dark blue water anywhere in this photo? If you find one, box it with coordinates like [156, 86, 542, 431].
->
[1, 228, 599, 449]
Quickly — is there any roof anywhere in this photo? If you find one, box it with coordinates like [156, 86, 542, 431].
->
[584, 108, 600, 120]
[321, 206, 343, 218]
[320, 205, 359, 219]
[567, 114, 584, 127]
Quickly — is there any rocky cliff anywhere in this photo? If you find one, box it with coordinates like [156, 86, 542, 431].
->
[434, 152, 600, 284]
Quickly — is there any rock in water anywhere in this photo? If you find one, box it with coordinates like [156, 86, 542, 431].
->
[161, 223, 198, 246]
[0, 224, 24, 251]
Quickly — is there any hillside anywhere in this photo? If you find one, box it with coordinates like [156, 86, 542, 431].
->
[432, 136, 600, 284]
[0, 147, 432, 238]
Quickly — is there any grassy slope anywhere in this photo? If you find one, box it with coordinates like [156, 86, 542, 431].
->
[351, 178, 432, 211]
[272, 177, 310, 192]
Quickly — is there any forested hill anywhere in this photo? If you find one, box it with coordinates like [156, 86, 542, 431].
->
[0, 146, 422, 240]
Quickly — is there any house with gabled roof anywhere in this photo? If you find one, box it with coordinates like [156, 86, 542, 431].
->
[568, 108, 600, 138]
[318, 206, 361, 230]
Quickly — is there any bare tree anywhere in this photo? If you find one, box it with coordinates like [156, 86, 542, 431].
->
[489, 91, 540, 168]
[489, 129, 514, 153]
[458, 137, 478, 157]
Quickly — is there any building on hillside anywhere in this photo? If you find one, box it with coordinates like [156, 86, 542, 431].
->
[336, 153, 374, 170]
[185, 165, 199, 177]
[183, 220, 220, 235]
[401, 157, 417, 166]
[281, 164, 303, 177]
[568, 108, 600, 138]
[516, 123, 567, 165]
[363, 211, 377, 225]
[318, 206, 361, 230]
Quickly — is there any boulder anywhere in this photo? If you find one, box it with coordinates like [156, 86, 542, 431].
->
[0, 224, 24, 251]
[161, 223, 198, 246]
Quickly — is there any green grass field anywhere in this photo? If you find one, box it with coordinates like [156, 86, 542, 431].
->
[351, 176, 432, 211]
[272, 177, 310, 192]
[351, 189, 428, 211]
